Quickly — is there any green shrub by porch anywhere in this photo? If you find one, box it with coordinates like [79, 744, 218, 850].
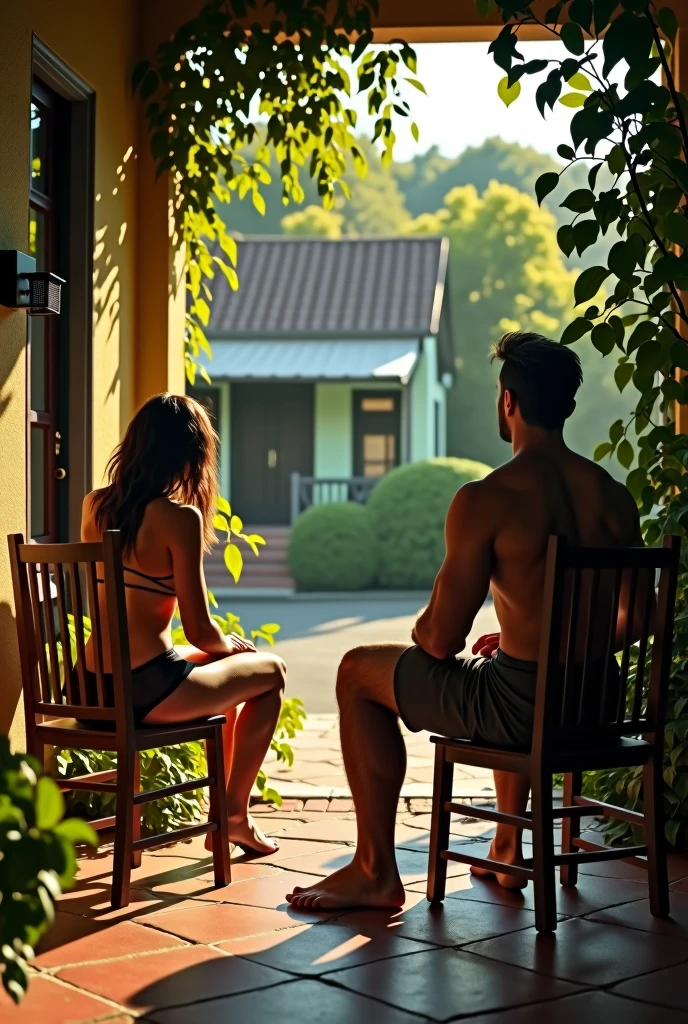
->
[289, 502, 378, 591]
[368, 458, 492, 589]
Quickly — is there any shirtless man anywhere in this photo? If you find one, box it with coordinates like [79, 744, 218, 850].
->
[286, 330, 641, 911]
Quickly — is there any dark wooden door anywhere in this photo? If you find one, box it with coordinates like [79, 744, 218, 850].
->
[231, 383, 314, 524]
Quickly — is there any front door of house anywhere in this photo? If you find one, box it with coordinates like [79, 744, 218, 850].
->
[231, 383, 314, 525]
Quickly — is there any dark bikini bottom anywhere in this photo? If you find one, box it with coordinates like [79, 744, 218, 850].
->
[74, 649, 195, 727]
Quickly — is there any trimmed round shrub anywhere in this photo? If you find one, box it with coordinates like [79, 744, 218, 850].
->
[367, 458, 492, 589]
[288, 501, 379, 591]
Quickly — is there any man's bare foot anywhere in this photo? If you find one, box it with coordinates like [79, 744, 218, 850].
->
[470, 840, 528, 889]
[286, 861, 405, 911]
[204, 814, 279, 856]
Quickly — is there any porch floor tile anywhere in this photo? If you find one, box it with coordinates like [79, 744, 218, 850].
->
[8, 714, 688, 1023]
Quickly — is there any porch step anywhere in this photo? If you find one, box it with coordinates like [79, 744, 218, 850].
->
[204, 525, 294, 591]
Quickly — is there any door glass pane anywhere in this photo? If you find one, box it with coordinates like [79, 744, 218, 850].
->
[361, 397, 395, 412]
[29, 316, 47, 411]
[30, 426, 46, 538]
[30, 102, 48, 194]
[363, 434, 395, 477]
[29, 206, 46, 267]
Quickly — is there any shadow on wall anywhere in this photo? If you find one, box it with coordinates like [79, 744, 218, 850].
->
[92, 144, 136, 416]
[0, 600, 22, 738]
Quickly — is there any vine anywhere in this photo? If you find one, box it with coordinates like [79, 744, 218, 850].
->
[133, 0, 421, 383]
[485, 0, 688, 846]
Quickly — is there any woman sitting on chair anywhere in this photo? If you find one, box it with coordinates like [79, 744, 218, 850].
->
[81, 392, 285, 857]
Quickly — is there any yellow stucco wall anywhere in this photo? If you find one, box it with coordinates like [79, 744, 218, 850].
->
[0, 0, 139, 746]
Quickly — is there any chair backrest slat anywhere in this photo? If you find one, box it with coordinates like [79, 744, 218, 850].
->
[617, 567, 638, 721]
[560, 566, 580, 726]
[68, 563, 89, 706]
[600, 566, 623, 724]
[40, 563, 62, 704]
[578, 566, 600, 725]
[85, 561, 106, 707]
[532, 535, 680, 754]
[26, 562, 51, 703]
[7, 533, 134, 731]
[53, 563, 75, 703]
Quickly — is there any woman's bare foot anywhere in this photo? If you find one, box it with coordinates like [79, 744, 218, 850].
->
[286, 861, 405, 911]
[204, 814, 279, 856]
[470, 839, 528, 889]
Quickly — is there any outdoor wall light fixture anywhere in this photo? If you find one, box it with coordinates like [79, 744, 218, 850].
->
[0, 249, 65, 315]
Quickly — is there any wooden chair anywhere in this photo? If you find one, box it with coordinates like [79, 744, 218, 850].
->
[8, 530, 231, 909]
[427, 535, 680, 934]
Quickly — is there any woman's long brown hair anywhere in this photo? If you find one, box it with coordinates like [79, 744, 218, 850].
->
[93, 393, 218, 554]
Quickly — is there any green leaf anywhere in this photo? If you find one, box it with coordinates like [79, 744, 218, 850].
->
[608, 240, 636, 282]
[557, 144, 576, 160]
[591, 322, 616, 356]
[561, 188, 596, 212]
[410, 122, 419, 143]
[626, 466, 648, 500]
[404, 78, 427, 94]
[567, 71, 592, 92]
[252, 190, 266, 216]
[671, 341, 688, 371]
[224, 543, 243, 584]
[559, 92, 587, 108]
[607, 144, 626, 176]
[561, 21, 585, 55]
[230, 514, 244, 533]
[663, 212, 688, 250]
[594, 442, 614, 461]
[557, 224, 575, 257]
[615, 361, 634, 393]
[574, 265, 610, 305]
[132, 60, 151, 93]
[53, 817, 98, 847]
[140, 69, 159, 101]
[216, 495, 231, 516]
[534, 171, 559, 206]
[213, 513, 230, 534]
[604, 12, 653, 77]
[560, 317, 593, 345]
[194, 298, 210, 327]
[627, 320, 657, 354]
[636, 339, 664, 374]
[35, 776, 65, 831]
[497, 76, 521, 107]
[657, 6, 679, 43]
[260, 623, 280, 634]
[609, 419, 624, 445]
[617, 439, 634, 469]
[573, 219, 599, 256]
[569, 0, 593, 31]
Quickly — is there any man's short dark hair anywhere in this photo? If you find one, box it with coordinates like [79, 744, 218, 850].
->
[490, 331, 583, 431]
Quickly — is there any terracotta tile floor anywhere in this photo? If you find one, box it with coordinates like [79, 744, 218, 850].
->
[5, 715, 688, 1022]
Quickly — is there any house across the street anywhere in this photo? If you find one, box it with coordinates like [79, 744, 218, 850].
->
[191, 235, 453, 544]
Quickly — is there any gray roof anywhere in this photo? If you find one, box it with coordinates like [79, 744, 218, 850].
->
[207, 235, 448, 339]
[201, 339, 419, 383]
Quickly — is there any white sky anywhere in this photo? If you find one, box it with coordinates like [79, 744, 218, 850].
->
[350, 41, 588, 163]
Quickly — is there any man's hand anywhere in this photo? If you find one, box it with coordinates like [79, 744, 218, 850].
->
[227, 633, 257, 655]
[472, 633, 500, 658]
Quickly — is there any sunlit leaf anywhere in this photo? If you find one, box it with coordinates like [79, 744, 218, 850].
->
[224, 543, 243, 584]
[497, 76, 521, 107]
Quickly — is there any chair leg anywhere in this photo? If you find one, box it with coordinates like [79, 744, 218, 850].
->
[560, 771, 582, 887]
[644, 755, 670, 917]
[427, 744, 453, 903]
[531, 771, 557, 934]
[207, 727, 231, 887]
[111, 749, 136, 909]
[131, 752, 142, 869]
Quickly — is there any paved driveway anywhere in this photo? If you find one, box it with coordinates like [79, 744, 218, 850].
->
[218, 593, 499, 713]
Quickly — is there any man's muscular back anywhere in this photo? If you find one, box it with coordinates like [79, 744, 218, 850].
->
[486, 447, 640, 661]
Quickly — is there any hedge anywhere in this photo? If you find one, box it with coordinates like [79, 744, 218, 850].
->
[288, 501, 379, 591]
[367, 458, 492, 589]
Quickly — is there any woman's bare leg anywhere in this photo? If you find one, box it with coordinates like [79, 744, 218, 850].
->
[470, 770, 530, 889]
[144, 651, 286, 855]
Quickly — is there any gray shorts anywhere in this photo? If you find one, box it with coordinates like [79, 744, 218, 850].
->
[393, 646, 537, 749]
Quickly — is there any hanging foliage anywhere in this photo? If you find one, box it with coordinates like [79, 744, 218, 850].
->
[133, 0, 420, 383]
[484, 0, 688, 846]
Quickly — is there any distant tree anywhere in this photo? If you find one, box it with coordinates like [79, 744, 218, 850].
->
[409, 181, 627, 470]
[282, 205, 343, 237]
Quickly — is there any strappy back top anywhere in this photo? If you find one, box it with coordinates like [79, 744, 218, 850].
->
[97, 565, 175, 596]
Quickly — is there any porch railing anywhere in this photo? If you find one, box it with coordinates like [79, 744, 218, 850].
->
[290, 473, 378, 523]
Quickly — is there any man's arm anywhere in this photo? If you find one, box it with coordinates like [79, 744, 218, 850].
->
[413, 480, 495, 660]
